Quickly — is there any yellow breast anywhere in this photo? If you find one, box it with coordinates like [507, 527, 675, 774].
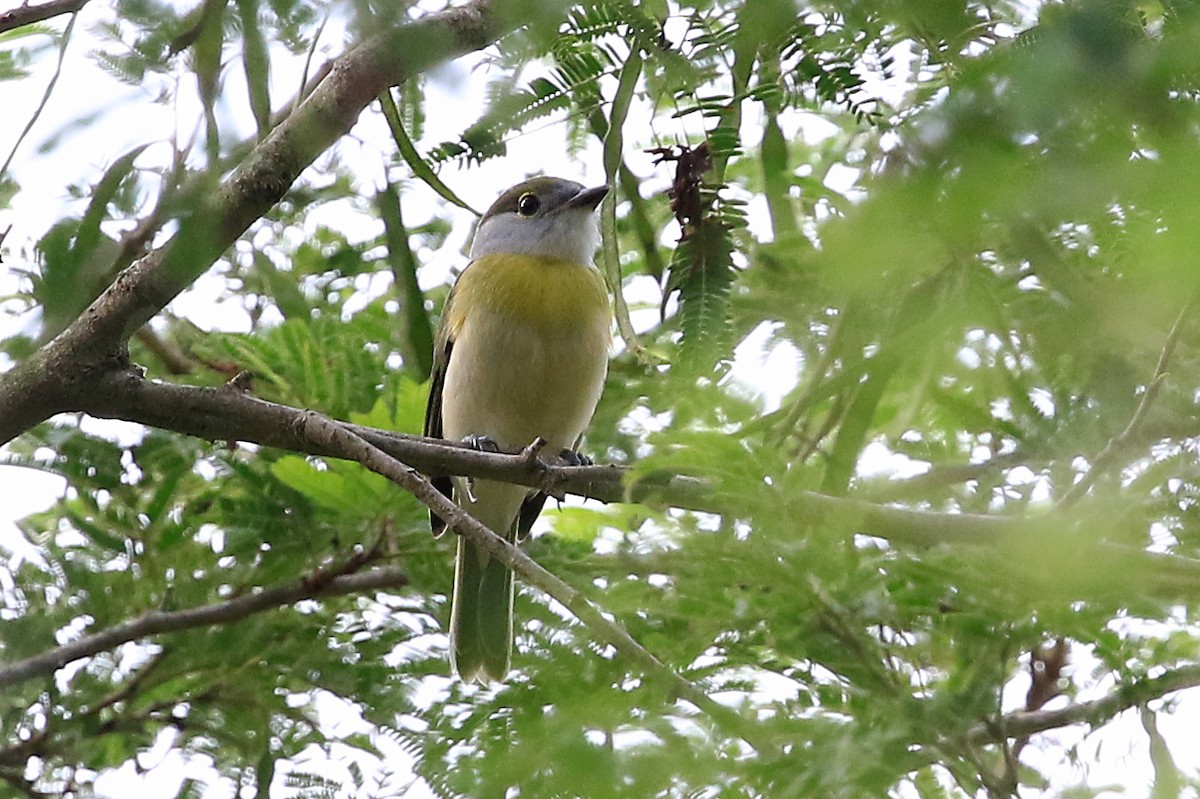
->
[446, 253, 610, 337]
[438, 251, 611, 453]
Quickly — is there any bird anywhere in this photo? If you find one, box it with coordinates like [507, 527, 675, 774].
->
[423, 176, 612, 682]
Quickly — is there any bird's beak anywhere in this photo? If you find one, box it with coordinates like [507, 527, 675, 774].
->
[567, 184, 610, 211]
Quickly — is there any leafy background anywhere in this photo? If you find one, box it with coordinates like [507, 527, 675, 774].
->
[3, 0, 1200, 797]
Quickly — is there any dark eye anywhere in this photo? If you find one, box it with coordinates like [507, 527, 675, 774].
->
[517, 193, 540, 217]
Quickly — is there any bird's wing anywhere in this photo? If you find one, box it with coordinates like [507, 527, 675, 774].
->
[515, 429, 589, 541]
[515, 492, 548, 541]
[424, 287, 458, 536]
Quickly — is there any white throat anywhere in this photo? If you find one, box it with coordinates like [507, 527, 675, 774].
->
[470, 208, 602, 265]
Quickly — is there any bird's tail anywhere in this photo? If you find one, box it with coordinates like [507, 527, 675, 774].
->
[450, 532, 514, 682]
[448, 479, 527, 682]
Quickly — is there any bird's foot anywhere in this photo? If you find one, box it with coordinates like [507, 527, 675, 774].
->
[461, 433, 501, 453]
[557, 448, 593, 467]
[459, 434, 502, 501]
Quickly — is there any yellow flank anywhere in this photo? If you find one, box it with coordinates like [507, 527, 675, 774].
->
[446, 253, 610, 337]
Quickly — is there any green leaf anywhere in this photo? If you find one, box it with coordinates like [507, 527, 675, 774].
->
[236, 0, 271, 136]
[379, 89, 477, 215]
[666, 213, 736, 373]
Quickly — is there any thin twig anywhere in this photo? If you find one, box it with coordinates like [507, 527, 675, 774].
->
[91, 649, 168, 713]
[1058, 297, 1195, 508]
[1, 9, 78, 177]
[855, 451, 1029, 502]
[293, 409, 773, 753]
[764, 311, 845, 455]
[962, 660, 1200, 746]
[294, 7, 331, 114]
[0, 726, 50, 768]
[0, 567, 407, 690]
[1009, 638, 1068, 766]
[133, 328, 195, 374]
[0, 770, 47, 799]
[0, 0, 89, 35]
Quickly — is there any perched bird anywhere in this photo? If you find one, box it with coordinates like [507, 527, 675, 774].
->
[424, 176, 612, 682]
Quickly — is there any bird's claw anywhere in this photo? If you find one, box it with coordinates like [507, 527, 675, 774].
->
[558, 448, 593, 467]
[461, 434, 501, 453]
[461, 434, 502, 501]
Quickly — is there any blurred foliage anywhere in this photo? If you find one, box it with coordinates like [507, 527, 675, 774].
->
[5, 0, 1200, 798]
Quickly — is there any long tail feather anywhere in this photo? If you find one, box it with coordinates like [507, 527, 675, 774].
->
[450, 535, 514, 682]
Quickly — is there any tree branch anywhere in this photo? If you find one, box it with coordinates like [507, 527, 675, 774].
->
[1057, 296, 1195, 509]
[0, 567, 408, 690]
[965, 661, 1200, 746]
[68, 366, 1200, 607]
[0, 0, 89, 35]
[0, 0, 554, 443]
[292, 409, 775, 753]
[78, 366, 996, 529]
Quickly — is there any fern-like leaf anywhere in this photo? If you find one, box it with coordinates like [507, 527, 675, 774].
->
[669, 210, 737, 373]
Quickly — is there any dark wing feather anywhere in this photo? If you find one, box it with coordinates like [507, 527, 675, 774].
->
[515, 492, 548, 541]
[515, 432, 589, 540]
[424, 317, 456, 536]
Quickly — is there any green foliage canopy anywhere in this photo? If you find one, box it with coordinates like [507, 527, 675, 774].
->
[3, 0, 1200, 797]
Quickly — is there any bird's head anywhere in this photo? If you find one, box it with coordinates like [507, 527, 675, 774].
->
[470, 176, 609, 266]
